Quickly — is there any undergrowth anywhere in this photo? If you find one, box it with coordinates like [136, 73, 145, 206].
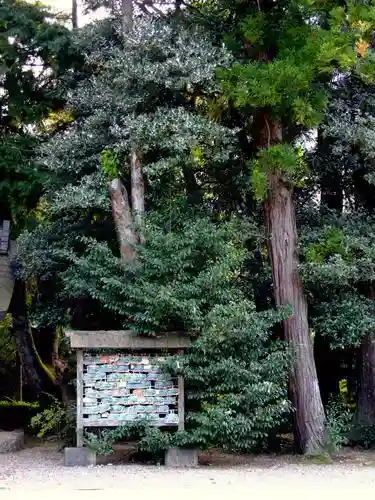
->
[30, 395, 76, 446]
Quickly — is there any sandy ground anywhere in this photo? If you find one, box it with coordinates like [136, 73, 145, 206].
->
[1, 444, 375, 499]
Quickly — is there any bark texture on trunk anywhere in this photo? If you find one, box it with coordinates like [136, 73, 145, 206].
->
[262, 119, 325, 454]
[109, 179, 138, 261]
[51, 328, 75, 406]
[72, 0, 78, 29]
[265, 171, 326, 454]
[9, 280, 41, 396]
[109, 1, 147, 257]
[130, 151, 145, 243]
[121, 0, 133, 36]
[358, 332, 375, 426]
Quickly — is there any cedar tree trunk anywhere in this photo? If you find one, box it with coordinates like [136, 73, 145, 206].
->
[121, 0, 133, 37]
[358, 332, 375, 426]
[264, 120, 326, 454]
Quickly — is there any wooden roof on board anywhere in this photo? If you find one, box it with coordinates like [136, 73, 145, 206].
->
[65, 330, 191, 350]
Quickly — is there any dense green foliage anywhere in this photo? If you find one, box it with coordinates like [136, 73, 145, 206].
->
[30, 395, 75, 444]
[0, 399, 40, 431]
[300, 216, 375, 347]
[84, 298, 290, 454]
[176, 302, 290, 451]
[4, 0, 375, 455]
[0, 0, 81, 227]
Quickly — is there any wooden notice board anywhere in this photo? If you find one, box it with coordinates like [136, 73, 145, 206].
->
[82, 353, 180, 427]
[67, 330, 190, 447]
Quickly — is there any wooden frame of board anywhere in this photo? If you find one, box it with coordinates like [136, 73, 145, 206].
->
[65, 330, 191, 447]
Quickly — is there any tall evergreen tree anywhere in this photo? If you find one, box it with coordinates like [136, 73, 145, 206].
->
[193, 0, 375, 453]
[18, 9, 236, 323]
[0, 0, 81, 395]
[0, 0, 80, 224]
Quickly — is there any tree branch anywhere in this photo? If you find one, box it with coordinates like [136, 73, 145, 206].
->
[135, 0, 167, 16]
[109, 178, 138, 261]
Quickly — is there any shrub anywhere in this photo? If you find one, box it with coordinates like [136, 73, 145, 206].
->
[0, 400, 40, 430]
[325, 395, 354, 453]
[350, 424, 375, 449]
[30, 395, 75, 445]
[84, 423, 195, 461]
[175, 301, 291, 452]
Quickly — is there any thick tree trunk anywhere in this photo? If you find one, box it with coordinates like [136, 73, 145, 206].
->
[9, 280, 41, 396]
[72, 0, 78, 29]
[124, 2, 145, 242]
[265, 172, 326, 453]
[109, 179, 138, 261]
[358, 324, 375, 426]
[263, 119, 326, 454]
[355, 282, 375, 426]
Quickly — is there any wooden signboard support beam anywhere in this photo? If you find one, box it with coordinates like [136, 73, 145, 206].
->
[76, 349, 84, 447]
[178, 349, 185, 431]
[178, 374, 185, 431]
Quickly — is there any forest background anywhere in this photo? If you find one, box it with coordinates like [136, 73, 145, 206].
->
[2, 0, 375, 457]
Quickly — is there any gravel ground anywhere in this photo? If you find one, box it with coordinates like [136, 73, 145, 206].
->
[1, 444, 375, 500]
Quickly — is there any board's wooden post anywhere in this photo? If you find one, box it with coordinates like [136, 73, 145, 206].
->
[76, 349, 84, 447]
[178, 349, 185, 431]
